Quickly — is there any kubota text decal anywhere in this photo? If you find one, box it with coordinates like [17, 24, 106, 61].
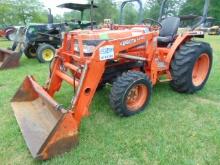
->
[120, 36, 145, 46]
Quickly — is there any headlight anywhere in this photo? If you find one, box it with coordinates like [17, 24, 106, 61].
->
[74, 44, 95, 54]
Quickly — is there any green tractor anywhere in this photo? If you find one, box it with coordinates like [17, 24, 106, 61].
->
[24, 2, 98, 63]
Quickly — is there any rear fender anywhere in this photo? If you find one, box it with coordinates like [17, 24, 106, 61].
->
[165, 32, 201, 67]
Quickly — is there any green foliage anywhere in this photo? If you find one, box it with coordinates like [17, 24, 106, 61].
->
[180, 0, 220, 21]
[209, 0, 220, 21]
[92, 0, 119, 24]
[1, 0, 220, 28]
[0, 0, 47, 25]
[0, 0, 13, 25]
[144, 0, 185, 20]
[61, 0, 119, 24]
[143, 0, 161, 20]
[63, 11, 82, 22]
[123, 3, 139, 24]
[180, 0, 204, 16]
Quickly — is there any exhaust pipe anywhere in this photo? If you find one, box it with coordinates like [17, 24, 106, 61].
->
[48, 8, 54, 24]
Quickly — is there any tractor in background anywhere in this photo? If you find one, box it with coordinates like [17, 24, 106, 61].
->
[24, 3, 98, 63]
[0, 25, 17, 41]
[208, 25, 220, 35]
[0, 2, 98, 69]
[207, 18, 220, 35]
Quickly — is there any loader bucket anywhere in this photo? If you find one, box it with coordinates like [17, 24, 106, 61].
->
[11, 76, 79, 160]
[0, 48, 21, 69]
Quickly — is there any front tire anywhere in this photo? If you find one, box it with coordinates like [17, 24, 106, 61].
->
[24, 45, 37, 58]
[37, 44, 56, 63]
[170, 41, 212, 93]
[110, 71, 152, 117]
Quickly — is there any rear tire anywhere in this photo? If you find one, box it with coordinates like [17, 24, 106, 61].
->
[170, 41, 212, 93]
[37, 44, 56, 63]
[5, 27, 16, 41]
[6, 31, 16, 41]
[110, 71, 152, 117]
[24, 45, 37, 58]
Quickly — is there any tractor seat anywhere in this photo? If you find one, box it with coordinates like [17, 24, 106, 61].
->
[158, 17, 180, 46]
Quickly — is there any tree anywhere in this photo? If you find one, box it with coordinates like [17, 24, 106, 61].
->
[0, 0, 15, 25]
[180, 0, 204, 16]
[180, 0, 220, 21]
[63, 11, 82, 22]
[123, 3, 139, 24]
[12, 0, 47, 25]
[1, 0, 220, 27]
[91, 0, 119, 24]
[143, 0, 185, 20]
[62, 0, 119, 24]
[0, 0, 48, 25]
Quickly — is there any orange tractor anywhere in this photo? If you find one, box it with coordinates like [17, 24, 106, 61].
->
[0, 29, 4, 37]
[11, 0, 212, 160]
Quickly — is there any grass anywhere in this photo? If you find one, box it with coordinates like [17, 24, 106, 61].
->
[0, 35, 220, 165]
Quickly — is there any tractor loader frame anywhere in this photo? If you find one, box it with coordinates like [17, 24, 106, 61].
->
[11, 28, 209, 160]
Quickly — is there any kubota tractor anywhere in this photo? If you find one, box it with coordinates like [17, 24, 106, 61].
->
[11, 0, 212, 160]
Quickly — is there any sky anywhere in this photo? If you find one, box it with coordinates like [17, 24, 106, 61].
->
[43, 0, 146, 15]
[43, 0, 82, 15]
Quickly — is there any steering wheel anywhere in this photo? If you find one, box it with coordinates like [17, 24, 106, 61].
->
[142, 18, 162, 31]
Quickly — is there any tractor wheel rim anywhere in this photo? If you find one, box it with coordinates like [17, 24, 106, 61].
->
[30, 48, 36, 56]
[192, 53, 210, 86]
[8, 33, 16, 41]
[126, 84, 148, 111]
[42, 49, 54, 61]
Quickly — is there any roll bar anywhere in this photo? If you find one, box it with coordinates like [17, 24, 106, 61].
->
[158, 0, 168, 22]
[119, 0, 143, 24]
[192, 0, 209, 30]
[158, 0, 210, 30]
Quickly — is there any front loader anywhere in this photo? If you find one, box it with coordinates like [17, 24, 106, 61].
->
[11, 0, 212, 160]
[0, 27, 25, 70]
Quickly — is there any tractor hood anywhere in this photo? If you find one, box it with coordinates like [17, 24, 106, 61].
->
[70, 28, 150, 41]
